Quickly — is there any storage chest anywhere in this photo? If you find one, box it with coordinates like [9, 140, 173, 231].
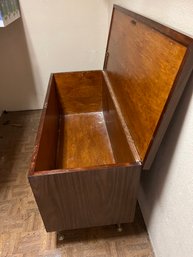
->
[29, 5, 193, 232]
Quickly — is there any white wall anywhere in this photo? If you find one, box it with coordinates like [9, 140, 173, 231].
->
[108, 1, 193, 257]
[0, 0, 109, 111]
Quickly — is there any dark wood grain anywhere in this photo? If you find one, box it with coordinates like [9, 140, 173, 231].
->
[114, 5, 193, 46]
[105, 7, 187, 161]
[29, 165, 141, 232]
[29, 75, 60, 174]
[57, 112, 115, 169]
[54, 71, 103, 114]
[102, 77, 136, 164]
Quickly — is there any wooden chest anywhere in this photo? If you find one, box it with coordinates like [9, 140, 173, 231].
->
[29, 5, 193, 232]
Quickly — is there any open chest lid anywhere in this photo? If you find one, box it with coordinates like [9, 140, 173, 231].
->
[104, 5, 193, 170]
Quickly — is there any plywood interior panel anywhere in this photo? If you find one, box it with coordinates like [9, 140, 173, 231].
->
[105, 8, 187, 161]
[54, 71, 103, 114]
[34, 78, 59, 172]
[102, 79, 136, 163]
[57, 112, 115, 169]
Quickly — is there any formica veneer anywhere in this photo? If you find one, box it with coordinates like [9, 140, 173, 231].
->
[29, 5, 193, 232]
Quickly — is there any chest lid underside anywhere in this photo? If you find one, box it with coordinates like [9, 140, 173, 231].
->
[104, 5, 193, 170]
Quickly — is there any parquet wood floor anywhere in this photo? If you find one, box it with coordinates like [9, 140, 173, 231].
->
[0, 110, 154, 257]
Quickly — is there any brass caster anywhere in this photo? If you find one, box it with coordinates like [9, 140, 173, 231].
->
[117, 224, 123, 232]
[58, 233, 64, 241]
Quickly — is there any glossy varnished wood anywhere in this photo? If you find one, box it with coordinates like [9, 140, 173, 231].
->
[105, 6, 193, 165]
[114, 5, 193, 46]
[57, 112, 115, 169]
[30, 76, 60, 173]
[102, 78, 136, 163]
[54, 71, 103, 114]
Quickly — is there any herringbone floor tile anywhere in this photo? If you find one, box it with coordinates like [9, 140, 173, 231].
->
[0, 110, 154, 257]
